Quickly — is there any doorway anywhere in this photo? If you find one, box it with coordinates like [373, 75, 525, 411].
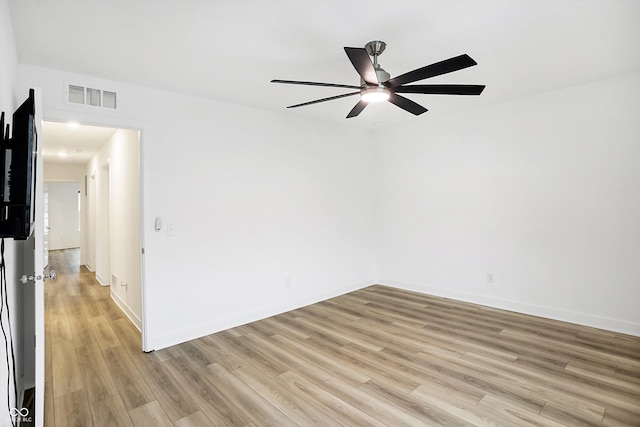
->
[42, 121, 144, 341]
[45, 181, 81, 252]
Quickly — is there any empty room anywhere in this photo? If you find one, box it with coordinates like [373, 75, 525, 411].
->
[1, 1, 639, 426]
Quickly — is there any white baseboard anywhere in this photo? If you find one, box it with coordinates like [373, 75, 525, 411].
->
[95, 273, 108, 287]
[148, 279, 374, 351]
[380, 278, 640, 337]
[110, 290, 142, 331]
[145, 277, 640, 351]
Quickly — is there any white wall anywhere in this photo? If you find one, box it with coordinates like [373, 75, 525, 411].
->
[142, 98, 377, 348]
[86, 128, 142, 328]
[19, 62, 638, 351]
[19, 64, 378, 350]
[46, 182, 81, 250]
[0, 0, 23, 423]
[43, 162, 85, 181]
[376, 70, 640, 335]
[0, 0, 17, 110]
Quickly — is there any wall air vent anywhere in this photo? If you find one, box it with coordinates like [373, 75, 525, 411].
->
[86, 88, 101, 106]
[66, 84, 117, 109]
[68, 85, 85, 104]
[102, 91, 117, 109]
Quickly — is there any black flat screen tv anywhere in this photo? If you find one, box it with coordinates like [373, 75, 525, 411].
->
[0, 89, 37, 240]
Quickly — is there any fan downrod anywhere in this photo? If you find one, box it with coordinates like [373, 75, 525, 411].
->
[364, 40, 390, 82]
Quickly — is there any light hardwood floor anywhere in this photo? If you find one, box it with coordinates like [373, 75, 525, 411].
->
[45, 249, 640, 426]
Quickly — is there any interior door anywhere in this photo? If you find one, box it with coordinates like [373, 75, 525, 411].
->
[43, 182, 49, 267]
[28, 88, 45, 427]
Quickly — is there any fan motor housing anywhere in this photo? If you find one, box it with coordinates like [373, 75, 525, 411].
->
[374, 65, 390, 83]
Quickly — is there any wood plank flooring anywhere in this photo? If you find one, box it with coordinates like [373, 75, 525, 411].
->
[45, 249, 640, 426]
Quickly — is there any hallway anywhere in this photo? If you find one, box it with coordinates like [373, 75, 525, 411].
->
[45, 249, 143, 426]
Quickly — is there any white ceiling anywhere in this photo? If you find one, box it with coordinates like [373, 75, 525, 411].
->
[8, 0, 640, 129]
[42, 121, 116, 165]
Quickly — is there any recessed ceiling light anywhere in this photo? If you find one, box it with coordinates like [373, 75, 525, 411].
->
[58, 151, 68, 157]
[67, 121, 80, 129]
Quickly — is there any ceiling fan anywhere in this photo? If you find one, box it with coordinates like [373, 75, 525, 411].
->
[272, 40, 485, 118]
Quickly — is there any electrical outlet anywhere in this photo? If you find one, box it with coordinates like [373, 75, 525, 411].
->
[487, 273, 494, 284]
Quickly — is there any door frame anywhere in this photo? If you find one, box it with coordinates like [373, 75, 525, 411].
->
[40, 109, 149, 352]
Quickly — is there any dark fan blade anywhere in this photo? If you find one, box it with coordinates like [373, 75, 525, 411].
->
[394, 84, 485, 95]
[271, 79, 361, 90]
[387, 93, 428, 115]
[346, 100, 367, 118]
[386, 54, 478, 88]
[344, 47, 378, 85]
[287, 91, 360, 109]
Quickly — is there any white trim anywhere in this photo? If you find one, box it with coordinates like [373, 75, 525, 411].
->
[110, 290, 142, 332]
[380, 278, 640, 337]
[95, 273, 108, 287]
[41, 108, 150, 351]
[137, 128, 149, 352]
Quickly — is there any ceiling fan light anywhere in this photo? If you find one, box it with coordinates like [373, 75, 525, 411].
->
[361, 86, 390, 103]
